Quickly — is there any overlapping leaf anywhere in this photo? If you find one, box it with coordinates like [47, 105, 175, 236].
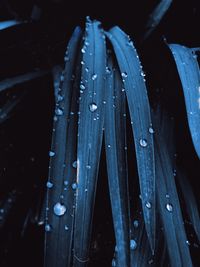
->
[44, 26, 82, 267]
[106, 27, 156, 252]
[104, 57, 130, 266]
[73, 19, 106, 266]
[168, 44, 200, 159]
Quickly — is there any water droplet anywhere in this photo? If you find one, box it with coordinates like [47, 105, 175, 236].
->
[148, 127, 154, 134]
[145, 201, 152, 209]
[140, 139, 147, 147]
[103, 100, 106, 104]
[72, 161, 77, 168]
[80, 84, 85, 90]
[45, 224, 51, 232]
[64, 180, 69, 186]
[72, 183, 78, 190]
[49, 151, 55, 157]
[122, 88, 125, 92]
[107, 144, 111, 148]
[64, 225, 69, 231]
[55, 107, 63, 116]
[89, 103, 98, 112]
[165, 194, 170, 198]
[53, 202, 66, 216]
[81, 61, 85, 65]
[92, 74, 98, 80]
[46, 181, 53, 188]
[166, 203, 173, 212]
[141, 71, 146, 77]
[81, 47, 86, 53]
[85, 67, 89, 72]
[130, 239, 137, 250]
[186, 240, 190, 246]
[121, 72, 128, 78]
[133, 220, 139, 228]
[86, 165, 91, 169]
[148, 259, 154, 265]
[60, 75, 64, 82]
[57, 94, 64, 102]
[106, 66, 111, 74]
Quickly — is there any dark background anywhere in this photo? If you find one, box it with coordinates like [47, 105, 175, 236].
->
[0, 0, 199, 266]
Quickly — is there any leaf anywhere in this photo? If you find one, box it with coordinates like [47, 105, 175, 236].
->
[153, 113, 193, 267]
[73, 19, 106, 266]
[0, 93, 24, 123]
[143, 0, 173, 40]
[0, 70, 49, 93]
[104, 57, 130, 266]
[168, 44, 200, 159]
[177, 169, 200, 242]
[44, 26, 82, 267]
[106, 27, 156, 252]
[0, 20, 21, 30]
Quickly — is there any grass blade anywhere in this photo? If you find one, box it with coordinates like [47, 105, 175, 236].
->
[153, 113, 193, 267]
[168, 44, 200, 159]
[104, 57, 130, 266]
[143, 0, 173, 40]
[73, 19, 106, 266]
[44, 26, 82, 267]
[106, 27, 156, 252]
[0, 20, 21, 30]
[0, 70, 49, 93]
[177, 169, 200, 242]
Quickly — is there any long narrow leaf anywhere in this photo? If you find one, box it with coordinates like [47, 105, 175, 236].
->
[44, 26, 82, 267]
[154, 115, 193, 267]
[0, 70, 49, 93]
[168, 44, 200, 159]
[73, 19, 106, 266]
[107, 27, 156, 252]
[144, 0, 173, 40]
[177, 169, 200, 242]
[104, 57, 130, 266]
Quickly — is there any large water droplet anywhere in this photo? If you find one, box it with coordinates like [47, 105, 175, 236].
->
[53, 202, 66, 216]
[49, 151, 55, 157]
[55, 107, 63, 116]
[130, 239, 137, 250]
[89, 103, 98, 112]
[91, 74, 98, 80]
[166, 203, 173, 212]
[145, 201, 152, 209]
[46, 181, 53, 188]
[140, 139, 147, 147]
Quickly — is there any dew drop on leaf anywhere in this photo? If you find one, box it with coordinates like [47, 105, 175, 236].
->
[80, 84, 85, 90]
[72, 183, 78, 190]
[145, 201, 152, 209]
[55, 108, 63, 116]
[45, 224, 51, 232]
[49, 151, 55, 157]
[130, 239, 137, 250]
[133, 220, 139, 228]
[166, 203, 173, 212]
[46, 181, 53, 188]
[148, 127, 154, 134]
[139, 139, 148, 147]
[53, 202, 66, 216]
[89, 103, 98, 112]
[91, 74, 98, 80]
[121, 72, 128, 78]
[112, 259, 116, 267]
[72, 161, 77, 168]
